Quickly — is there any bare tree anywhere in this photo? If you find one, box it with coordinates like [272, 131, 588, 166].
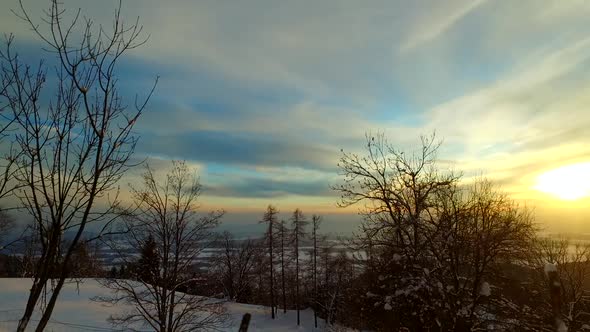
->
[277, 219, 289, 313]
[0, 36, 32, 252]
[0, 35, 24, 206]
[320, 242, 335, 290]
[0, 1, 157, 330]
[431, 178, 536, 330]
[311, 214, 322, 328]
[260, 205, 278, 318]
[15, 223, 41, 278]
[333, 133, 535, 330]
[98, 161, 227, 332]
[251, 239, 269, 305]
[290, 208, 308, 326]
[333, 133, 457, 329]
[319, 250, 353, 327]
[526, 238, 590, 330]
[334, 133, 457, 258]
[213, 231, 260, 303]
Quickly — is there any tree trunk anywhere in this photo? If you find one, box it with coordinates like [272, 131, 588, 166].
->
[295, 227, 300, 326]
[34, 209, 97, 332]
[167, 290, 176, 332]
[34, 276, 67, 332]
[313, 221, 318, 328]
[281, 222, 287, 314]
[269, 221, 275, 319]
[16, 281, 43, 332]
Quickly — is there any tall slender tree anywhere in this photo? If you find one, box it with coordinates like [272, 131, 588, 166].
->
[260, 205, 278, 319]
[311, 214, 322, 328]
[277, 219, 288, 313]
[290, 208, 308, 326]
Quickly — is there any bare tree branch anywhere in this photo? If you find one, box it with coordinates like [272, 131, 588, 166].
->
[0, 1, 157, 330]
[97, 161, 229, 332]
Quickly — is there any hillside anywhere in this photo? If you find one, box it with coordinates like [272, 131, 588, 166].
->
[0, 278, 340, 331]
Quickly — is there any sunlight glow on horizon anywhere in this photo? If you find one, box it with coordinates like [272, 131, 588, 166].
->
[534, 162, 590, 201]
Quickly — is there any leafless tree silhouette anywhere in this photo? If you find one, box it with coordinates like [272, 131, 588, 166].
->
[290, 208, 308, 326]
[212, 231, 261, 303]
[260, 204, 278, 318]
[98, 161, 228, 332]
[0, 1, 157, 330]
[334, 133, 535, 330]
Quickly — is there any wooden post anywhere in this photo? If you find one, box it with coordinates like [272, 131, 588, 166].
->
[239, 313, 251, 332]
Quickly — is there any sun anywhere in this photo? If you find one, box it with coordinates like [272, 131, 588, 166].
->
[534, 162, 590, 200]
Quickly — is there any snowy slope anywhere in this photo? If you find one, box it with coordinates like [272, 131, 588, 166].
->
[0, 278, 340, 331]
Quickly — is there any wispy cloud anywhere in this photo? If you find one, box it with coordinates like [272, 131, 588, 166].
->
[425, 36, 590, 148]
[399, 0, 487, 52]
[136, 130, 340, 172]
[3, 0, 590, 227]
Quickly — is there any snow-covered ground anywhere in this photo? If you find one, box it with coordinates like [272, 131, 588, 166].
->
[0, 278, 341, 331]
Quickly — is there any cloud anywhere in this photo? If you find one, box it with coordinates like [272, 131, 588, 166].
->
[136, 130, 340, 172]
[137, 95, 420, 159]
[3, 0, 590, 230]
[397, 30, 590, 205]
[203, 177, 334, 199]
[423, 36, 590, 152]
[399, 0, 487, 52]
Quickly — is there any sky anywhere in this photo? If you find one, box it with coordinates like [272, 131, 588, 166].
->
[2, 0, 590, 234]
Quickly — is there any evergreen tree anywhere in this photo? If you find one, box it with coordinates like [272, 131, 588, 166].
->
[137, 234, 160, 284]
[70, 241, 91, 277]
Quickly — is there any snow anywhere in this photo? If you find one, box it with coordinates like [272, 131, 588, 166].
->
[0, 278, 344, 331]
[480, 282, 491, 297]
[544, 262, 558, 275]
[556, 318, 568, 332]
